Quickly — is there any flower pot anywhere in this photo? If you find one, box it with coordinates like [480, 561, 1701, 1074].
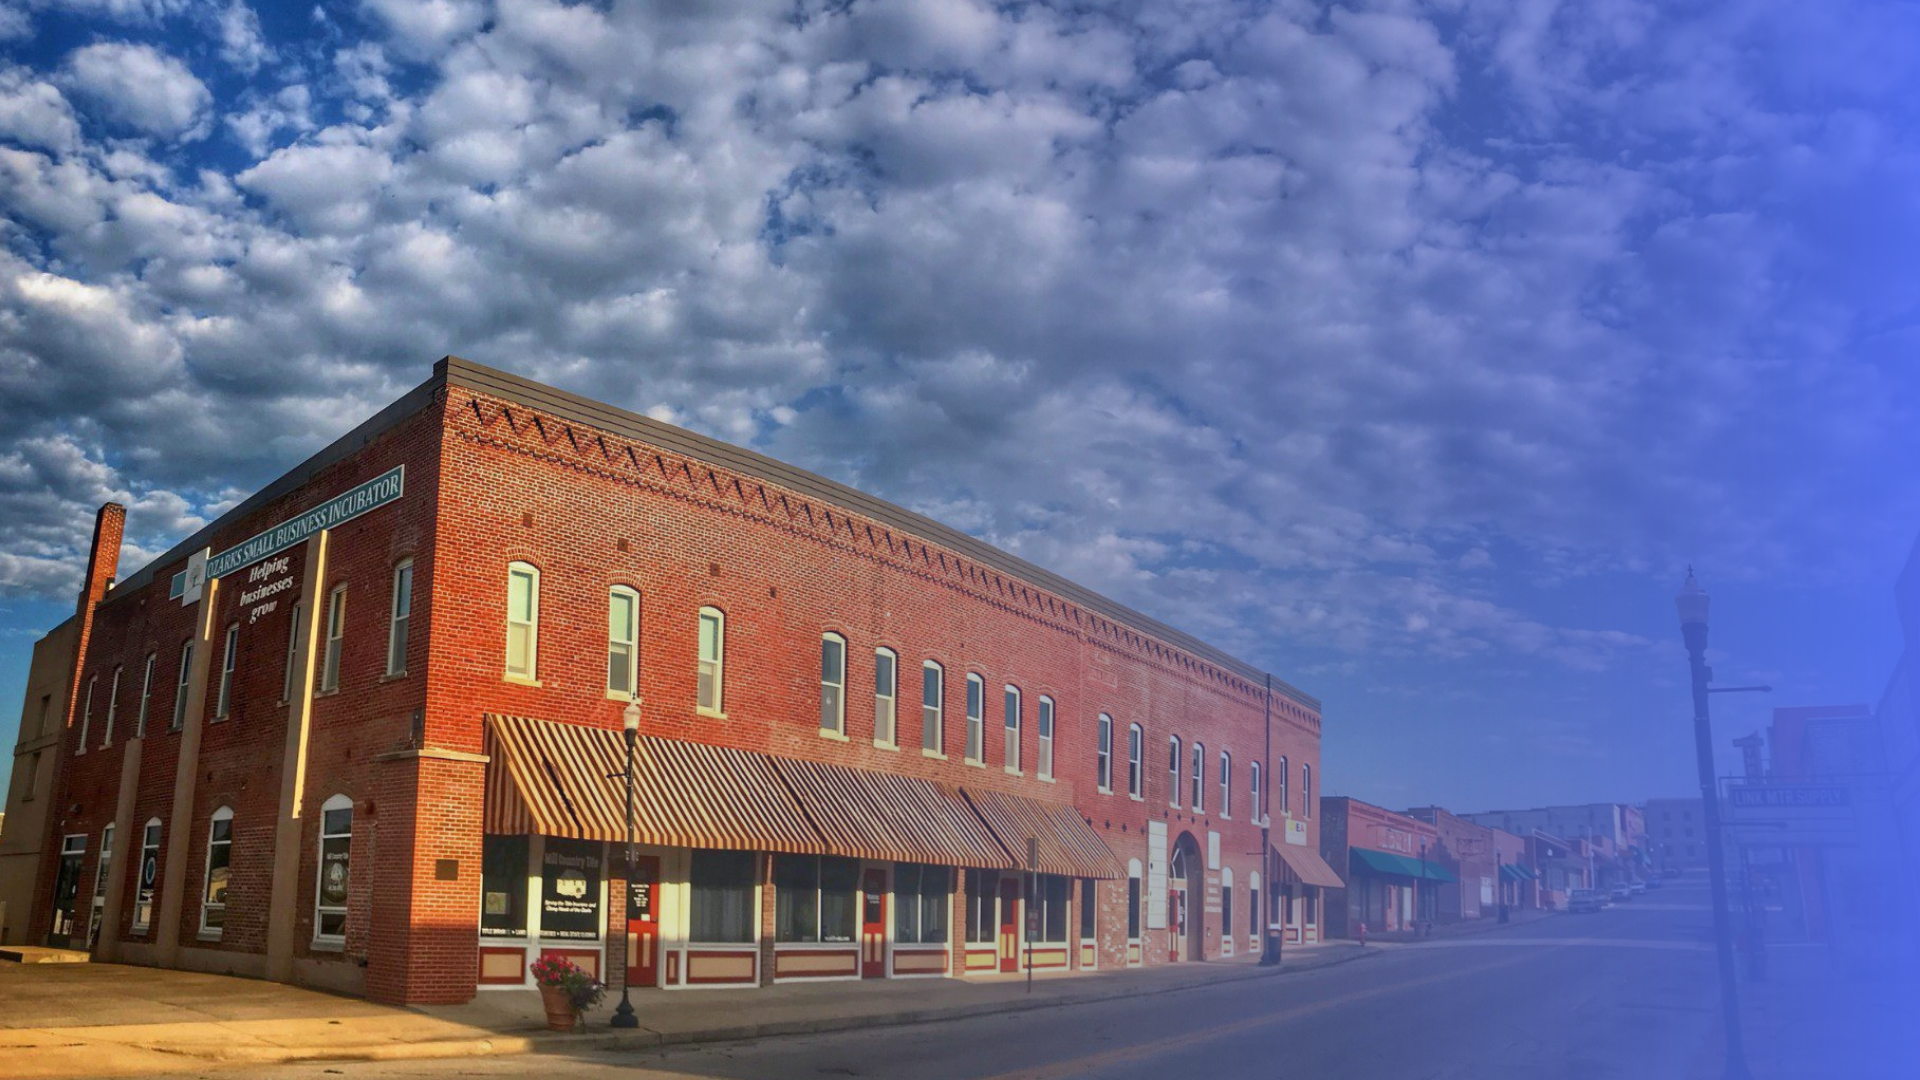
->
[539, 984, 577, 1032]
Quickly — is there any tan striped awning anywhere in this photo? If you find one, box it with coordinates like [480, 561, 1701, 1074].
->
[962, 786, 1127, 879]
[483, 713, 820, 854]
[1272, 842, 1346, 889]
[774, 756, 1013, 870]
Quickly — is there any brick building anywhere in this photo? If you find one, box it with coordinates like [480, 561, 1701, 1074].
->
[1404, 806, 1506, 921]
[16, 357, 1335, 1005]
[1318, 796, 1448, 937]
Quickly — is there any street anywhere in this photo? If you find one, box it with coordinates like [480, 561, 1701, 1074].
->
[132, 881, 1784, 1080]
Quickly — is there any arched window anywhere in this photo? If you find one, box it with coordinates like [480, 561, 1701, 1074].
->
[820, 633, 847, 734]
[697, 607, 724, 713]
[1168, 736, 1182, 808]
[921, 662, 944, 754]
[200, 806, 234, 935]
[1002, 685, 1022, 772]
[1095, 714, 1113, 791]
[1036, 696, 1054, 780]
[873, 648, 898, 747]
[964, 674, 985, 763]
[607, 586, 640, 697]
[133, 818, 162, 932]
[1248, 870, 1262, 946]
[1191, 742, 1205, 813]
[1219, 751, 1232, 819]
[505, 563, 539, 680]
[315, 794, 353, 945]
[1127, 723, 1143, 798]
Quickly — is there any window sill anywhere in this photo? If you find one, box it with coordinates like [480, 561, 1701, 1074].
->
[920, 748, 947, 760]
[1130, 794, 1144, 803]
[380, 671, 409, 683]
[605, 689, 638, 702]
[310, 937, 346, 953]
[503, 674, 542, 688]
[197, 929, 222, 942]
[697, 707, 727, 720]
[314, 688, 341, 699]
[872, 739, 898, 751]
[1037, 774, 1055, 784]
[963, 758, 985, 769]
[818, 729, 850, 742]
[1003, 767, 1024, 777]
[210, 715, 229, 724]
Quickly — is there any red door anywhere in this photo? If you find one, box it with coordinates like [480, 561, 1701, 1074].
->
[625, 855, 659, 990]
[861, 867, 887, 978]
[998, 878, 1021, 973]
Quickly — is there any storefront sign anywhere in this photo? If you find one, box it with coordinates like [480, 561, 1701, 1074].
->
[319, 838, 350, 911]
[627, 878, 653, 920]
[1285, 818, 1309, 846]
[172, 466, 404, 602]
[540, 840, 603, 940]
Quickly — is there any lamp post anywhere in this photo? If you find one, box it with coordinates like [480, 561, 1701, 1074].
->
[1675, 570, 1750, 1080]
[610, 696, 642, 1030]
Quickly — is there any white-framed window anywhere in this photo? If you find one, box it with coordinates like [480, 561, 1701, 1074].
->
[1251, 761, 1264, 824]
[1037, 696, 1054, 780]
[1303, 763, 1313, 819]
[321, 584, 347, 692]
[136, 653, 156, 738]
[215, 624, 238, 720]
[921, 662, 944, 754]
[387, 559, 413, 676]
[1127, 723, 1144, 798]
[607, 586, 639, 697]
[1168, 736, 1182, 808]
[171, 640, 193, 730]
[1002, 684, 1021, 772]
[820, 633, 847, 734]
[133, 818, 161, 931]
[873, 648, 898, 747]
[964, 674, 985, 763]
[103, 665, 122, 746]
[697, 606, 724, 712]
[281, 603, 304, 702]
[200, 806, 234, 936]
[1278, 755, 1289, 818]
[1096, 713, 1113, 791]
[1191, 742, 1205, 813]
[505, 563, 538, 681]
[1219, 751, 1231, 819]
[77, 674, 95, 752]
[315, 794, 352, 944]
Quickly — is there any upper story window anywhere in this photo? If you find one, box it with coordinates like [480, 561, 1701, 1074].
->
[607, 586, 639, 697]
[282, 603, 304, 703]
[316, 794, 353, 943]
[1168, 736, 1182, 808]
[1250, 761, 1263, 824]
[964, 673, 985, 764]
[1303, 762, 1313, 819]
[1095, 713, 1113, 792]
[77, 675, 95, 752]
[172, 640, 193, 730]
[820, 633, 847, 735]
[922, 662, 945, 754]
[104, 665, 122, 746]
[873, 649, 898, 747]
[1191, 742, 1205, 813]
[1127, 723, 1144, 798]
[505, 563, 539, 681]
[1036, 696, 1054, 780]
[1219, 750, 1232, 818]
[215, 625, 239, 720]
[387, 559, 413, 676]
[1278, 755, 1290, 818]
[1002, 685, 1022, 773]
[136, 653, 155, 738]
[697, 607, 725, 713]
[321, 584, 347, 692]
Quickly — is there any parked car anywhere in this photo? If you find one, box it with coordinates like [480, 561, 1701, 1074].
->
[1568, 889, 1603, 913]
[1629, 881, 1647, 895]
[1610, 884, 1632, 902]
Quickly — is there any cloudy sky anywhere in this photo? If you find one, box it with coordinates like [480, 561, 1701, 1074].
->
[1, 0, 1915, 811]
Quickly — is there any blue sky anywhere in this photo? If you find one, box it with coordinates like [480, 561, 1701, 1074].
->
[1, 0, 1916, 812]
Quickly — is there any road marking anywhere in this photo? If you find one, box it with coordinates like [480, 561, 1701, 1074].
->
[971, 952, 1543, 1080]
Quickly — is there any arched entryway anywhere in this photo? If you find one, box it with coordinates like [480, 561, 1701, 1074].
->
[1168, 831, 1204, 961]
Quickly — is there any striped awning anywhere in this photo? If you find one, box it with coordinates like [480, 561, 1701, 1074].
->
[775, 757, 1013, 870]
[961, 786, 1127, 879]
[1272, 842, 1346, 889]
[483, 713, 820, 853]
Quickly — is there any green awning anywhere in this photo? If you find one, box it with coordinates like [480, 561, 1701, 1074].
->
[1500, 863, 1530, 882]
[1349, 847, 1456, 881]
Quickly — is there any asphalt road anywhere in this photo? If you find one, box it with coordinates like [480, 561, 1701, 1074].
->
[176, 886, 1729, 1080]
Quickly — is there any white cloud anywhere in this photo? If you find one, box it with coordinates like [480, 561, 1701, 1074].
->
[59, 41, 209, 137]
[0, 69, 81, 152]
[217, 0, 271, 74]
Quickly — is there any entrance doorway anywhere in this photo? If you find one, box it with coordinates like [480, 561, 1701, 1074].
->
[1169, 832, 1203, 961]
[47, 835, 85, 949]
[861, 867, 887, 979]
[624, 855, 659, 990]
[998, 877, 1021, 972]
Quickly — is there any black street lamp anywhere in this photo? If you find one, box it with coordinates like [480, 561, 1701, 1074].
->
[1675, 570, 1750, 1080]
[610, 696, 642, 1030]
[1417, 839, 1428, 931]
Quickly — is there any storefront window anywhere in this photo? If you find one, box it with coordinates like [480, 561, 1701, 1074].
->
[200, 807, 233, 933]
[775, 854, 858, 943]
[134, 819, 161, 931]
[690, 849, 756, 943]
[539, 837, 603, 940]
[315, 796, 352, 942]
[1025, 874, 1069, 943]
[481, 835, 529, 937]
[964, 869, 996, 943]
[1079, 880, 1095, 941]
[893, 864, 950, 945]
[1128, 875, 1141, 939]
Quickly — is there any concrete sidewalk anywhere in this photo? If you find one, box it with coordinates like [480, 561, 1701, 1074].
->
[0, 943, 1374, 1077]
[1687, 942, 1920, 1079]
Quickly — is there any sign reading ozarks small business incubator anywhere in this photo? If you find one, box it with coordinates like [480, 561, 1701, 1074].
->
[171, 466, 405, 604]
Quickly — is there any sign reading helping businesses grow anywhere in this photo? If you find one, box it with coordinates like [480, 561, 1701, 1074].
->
[171, 466, 405, 603]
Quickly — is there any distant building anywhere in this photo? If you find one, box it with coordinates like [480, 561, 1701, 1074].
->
[1458, 803, 1646, 884]
[1320, 797, 1448, 936]
[1403, 806, 1507, 921]
[1643, 797, 1708, 875]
